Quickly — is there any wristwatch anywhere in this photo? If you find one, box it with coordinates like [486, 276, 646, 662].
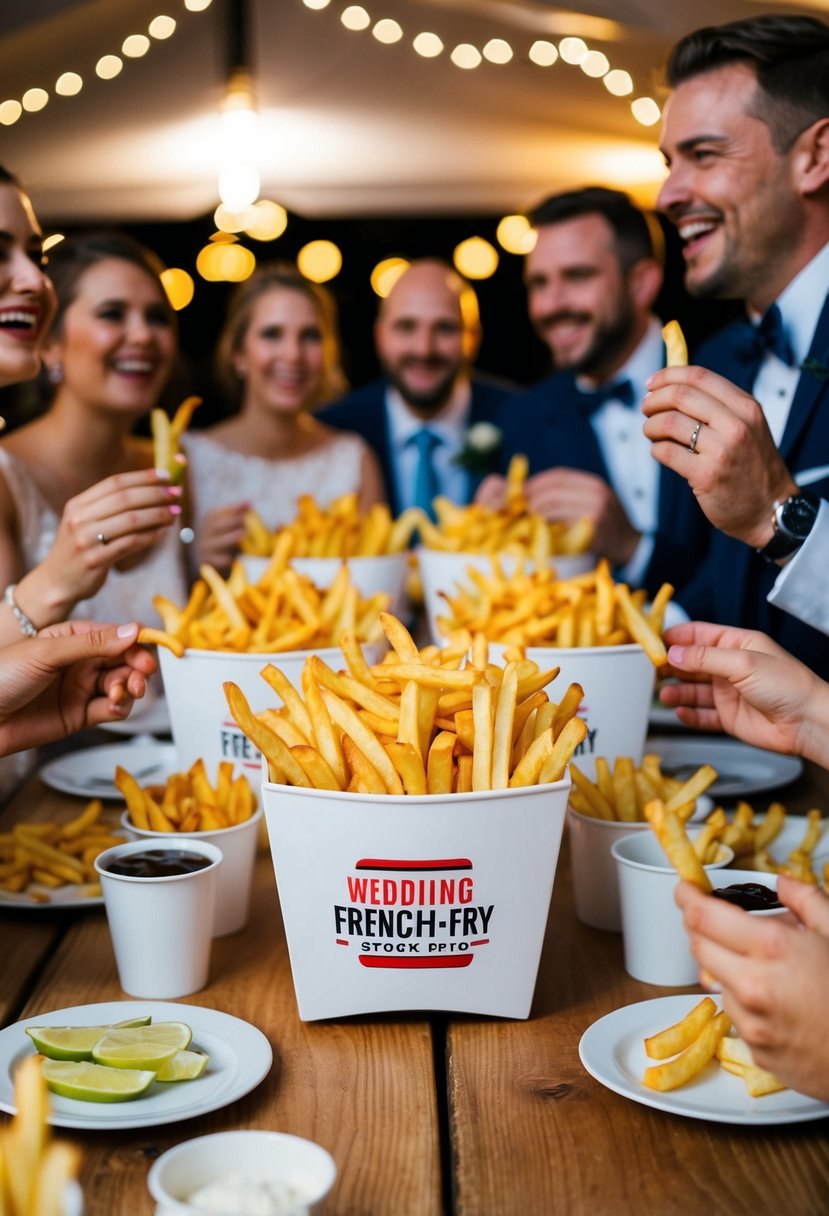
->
[757, 491, 819, 562]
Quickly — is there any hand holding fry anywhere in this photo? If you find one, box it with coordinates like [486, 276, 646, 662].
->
[0, 1056, 80, 1215]
[676, 877, 829, 1100]
[151, 395, 200, 484]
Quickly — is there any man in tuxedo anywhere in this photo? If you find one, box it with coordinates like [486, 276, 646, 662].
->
[481, 187, 710, 596]
[318, 259, 514, 516]
[642, 13, 829, 674]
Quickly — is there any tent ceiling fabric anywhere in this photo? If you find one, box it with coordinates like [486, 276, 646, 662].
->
[1, 0, 827, 222]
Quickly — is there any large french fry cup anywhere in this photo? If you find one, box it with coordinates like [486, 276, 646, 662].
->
[261, 769, 570, 1020]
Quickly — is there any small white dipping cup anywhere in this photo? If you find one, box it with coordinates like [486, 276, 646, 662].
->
[121, 806, 262, 938]
[95, 839, 222, 999]
[611, 831, 733, 986]
[147, 1130, 337, 1216]
[706, 869, 785, 916]
[568, 797, 713, 932]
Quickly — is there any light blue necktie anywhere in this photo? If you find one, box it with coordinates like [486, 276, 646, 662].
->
[409, 428, 441, 521]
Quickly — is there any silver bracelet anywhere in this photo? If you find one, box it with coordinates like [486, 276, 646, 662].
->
[3, 583, 38, 637]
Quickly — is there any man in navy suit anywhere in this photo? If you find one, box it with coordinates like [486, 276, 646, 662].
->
[318, 259, 514, 515]
[481, 188, 711, 596]
[643, 14, 829, 675]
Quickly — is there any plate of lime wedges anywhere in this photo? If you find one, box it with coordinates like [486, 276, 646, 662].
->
[0, 1001, 272, 1130]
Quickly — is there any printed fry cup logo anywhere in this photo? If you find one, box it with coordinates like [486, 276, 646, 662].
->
[335, 857, 491, 968]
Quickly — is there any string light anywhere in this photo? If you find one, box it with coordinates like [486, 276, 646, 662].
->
[371, 257, 409, 297]
[413, 32, 442, 58]
[496, 215, 536, 256]
[483, 39, 512, 65]
[160, 267, 195, 310]
[454, 237, 498, 280]
[451, 44, 482, 70]
[42, 234, 65, 252]
[559, 37, 588, 65]
[631, 97, 661, 126]
[341, 6, 370, 31]
[604, 69, 633, 96]
[298, 240, 342, 284]
[302, 0, 332, 8]
[4, 5, 205, 125]
[373, 19, 403, 45]
[581, 51, 609, 78]
[529, 41, 558, 67]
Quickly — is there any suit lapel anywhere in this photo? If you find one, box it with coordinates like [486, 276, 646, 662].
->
[780, 293, 829, 459]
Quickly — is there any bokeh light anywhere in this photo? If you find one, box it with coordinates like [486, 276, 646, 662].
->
[243, 200, 288, 242]
[42, 234, 65, 252]
[0, 101, 22, 125]
[413, 32, 442, 57]
[581, 51, 609, 78]
[22, 88, 48, 112]
[631, 97, 661, 126]
[341, 6, 370, 31]
[55, 72, 83, 97]
[96, 55, 123, 79]
[373, 19, 402, 44]
[483, 39, 513, 65]
[122, 34, 151, 57]
[454, 237, 498, 280]
[496, 215, 537, 256]
[370, 257, 410, 297]
[218, 163, 260, 209]
[604, 69, 633, 96]
[160, 267, 195, 310]
[451, 44, 482, 70]
[149, 15, 177, 39]
[298, 240, 342, 283]
[559, 37, 587, 65]
[529, 40, 558, 67]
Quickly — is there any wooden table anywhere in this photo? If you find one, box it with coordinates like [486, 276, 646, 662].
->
[2, 756, 829, 1215]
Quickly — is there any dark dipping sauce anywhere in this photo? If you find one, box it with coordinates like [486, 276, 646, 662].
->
[105, 849, 211, 878]
[712, 882, 782, 911]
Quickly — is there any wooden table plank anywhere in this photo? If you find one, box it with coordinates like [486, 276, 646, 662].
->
[2, 778, 443, 1216]
[447, 760, 829, 1216]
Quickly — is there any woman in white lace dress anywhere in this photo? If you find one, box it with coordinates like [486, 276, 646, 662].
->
[184, 263, 384, 573]
[0, 230, 189, 647]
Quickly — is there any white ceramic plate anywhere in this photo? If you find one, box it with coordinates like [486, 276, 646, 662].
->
[0, 878, 114, 912]
[645, 737, 803, 799]
[39, 743, 178, 801]
[0, 1000, 272, 1130]
[100, 689, 171, 737]
[579, 995, 829, 1125]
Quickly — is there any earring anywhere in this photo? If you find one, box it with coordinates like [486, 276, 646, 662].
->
[48, 362, 63, 385]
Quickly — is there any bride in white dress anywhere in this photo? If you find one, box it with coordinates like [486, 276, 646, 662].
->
[183, 263, 384, 573]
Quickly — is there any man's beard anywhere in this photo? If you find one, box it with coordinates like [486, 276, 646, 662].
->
[540, 297, 636, 379]
[383, 358, 459, 416]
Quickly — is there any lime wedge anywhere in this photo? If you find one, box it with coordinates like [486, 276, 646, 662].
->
[91, 1023, 192, 1071]
[113, 1016, 152, 1029]
[26, 1026, 111, 1061]
[155, 1049, 209, 1082]
[41, 1060, 155, 1103]
[25, 1015, 154, 1061]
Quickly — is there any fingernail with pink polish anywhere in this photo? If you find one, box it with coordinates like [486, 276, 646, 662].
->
[169, 504, 182, 516]
[166, 485, 183, 497]
[154, 467, 171, 479]
[668, 644, 685, 665]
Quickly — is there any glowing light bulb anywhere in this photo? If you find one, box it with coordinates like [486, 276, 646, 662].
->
[413, 32, 442, 57]
[483, 39, 512, 65]
[370, 257, 409, 297]
[373, 19, 402, 44]
[184, 0, 212, 11]
[22, 88, 48, 112]
[149, 16, 177, 39]
[341, 6, 370, 31]
[160, 268, 195, 310]
[297, 240, 342, 283]
[451, 44, 482, 70]
[243, 200, 288, 242]
[0, 101, 22, 125]
[529, 41, 558, 67]
[42, 234, 65, 252]
[96, 55, 123, 80]
[631, 96, 661, 126]
[559, 37, 587, 65]
[581, 51, 609, 78]
[604, 69, 633, 96]
[496, 215, 536, 255]
[122, 34, 150, 57]
[454, 237, 498, 280]
[218, 163, 260, 209]
[55, 72, 83, 97]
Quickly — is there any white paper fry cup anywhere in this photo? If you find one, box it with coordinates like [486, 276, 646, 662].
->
[611, 831, 734, 986]
[147, 1130, 337, 1216]
[240, 553, 408, 614]
[94, 838, 222, 998]
[159, 643, 386, 782]
[121, 806, 262, 937]
[489, 642, 655, 781]
[417, 547, 595, 644]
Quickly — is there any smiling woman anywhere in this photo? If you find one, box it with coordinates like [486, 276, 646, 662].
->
[0, 229, 189, 646]
[0, 166, 54, 391]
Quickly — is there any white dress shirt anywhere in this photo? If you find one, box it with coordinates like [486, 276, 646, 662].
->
[385, 380, 473, 509]
[757, 240, 829, 630]
[580, 318, 664, 586]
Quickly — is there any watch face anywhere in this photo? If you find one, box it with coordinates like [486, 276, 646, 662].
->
[778, 495, 818, 540]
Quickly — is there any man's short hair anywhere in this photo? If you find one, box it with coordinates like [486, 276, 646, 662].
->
[529, 186, 660, 270]
[666, 14, 829, 152]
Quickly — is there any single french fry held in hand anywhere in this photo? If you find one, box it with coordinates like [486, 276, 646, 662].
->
[151, 395, 201, 484]
[437, 557, 671, 665]
[240, 493, 421, 558]
[149, 560, 390, 654]
[661, 320, 689, 368]
[118, 758, 257, 833]
[644, 799, 713, 892]
[0, 1055, 80, 1216]
[0, 801, 123, 904]
[223, 611, 586, 795]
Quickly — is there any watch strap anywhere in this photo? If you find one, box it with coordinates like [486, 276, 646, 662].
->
[757, 491, 819, 562]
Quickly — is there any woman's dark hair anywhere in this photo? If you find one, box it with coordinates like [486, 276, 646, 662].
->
[216, 262, 348, 406]
[666, 15, 829, 152]
[45, 229, 174, 334]
[0, 166, 21, 189]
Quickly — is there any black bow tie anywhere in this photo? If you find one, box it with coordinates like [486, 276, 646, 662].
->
[577, 378, 636, 417]
[733, 304, 795, 369]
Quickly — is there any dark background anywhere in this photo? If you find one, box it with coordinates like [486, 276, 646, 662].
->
[0, 205, 741, 431]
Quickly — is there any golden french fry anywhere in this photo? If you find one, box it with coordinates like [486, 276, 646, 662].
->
[663, 764, 718, 819]
[662, 319, 688, 368]
[538, 716, 587, 783]
[427, 731, 456, 795]
[643, 1011, 731, 1091]
[645, 997, 717, 1060]
[136, 627, 185, 658]
[569, 763, 615, 820]
[385, 742, 427, 796]
[645, 800, 712, 893]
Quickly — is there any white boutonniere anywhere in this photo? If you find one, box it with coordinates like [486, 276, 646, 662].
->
[453, 422, 503, 475]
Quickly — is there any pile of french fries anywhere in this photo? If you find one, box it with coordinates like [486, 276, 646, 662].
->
[224, 612, 588, 794]
[117, 759, 257, 834]
[569, 754, 717, 823]
[437, 557, 671, 665]
[645, 798, 829, 887]
[0, 802, 122, 904]
[140, 558, 390, 656]
[701, 802, 827, 883]
[416, 455, 594, 559]
[0, 1056, 80, 1215]
[151, 395, 200, 484]
[643, 996, 785, 1096]
[242, 494, 419, 559]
